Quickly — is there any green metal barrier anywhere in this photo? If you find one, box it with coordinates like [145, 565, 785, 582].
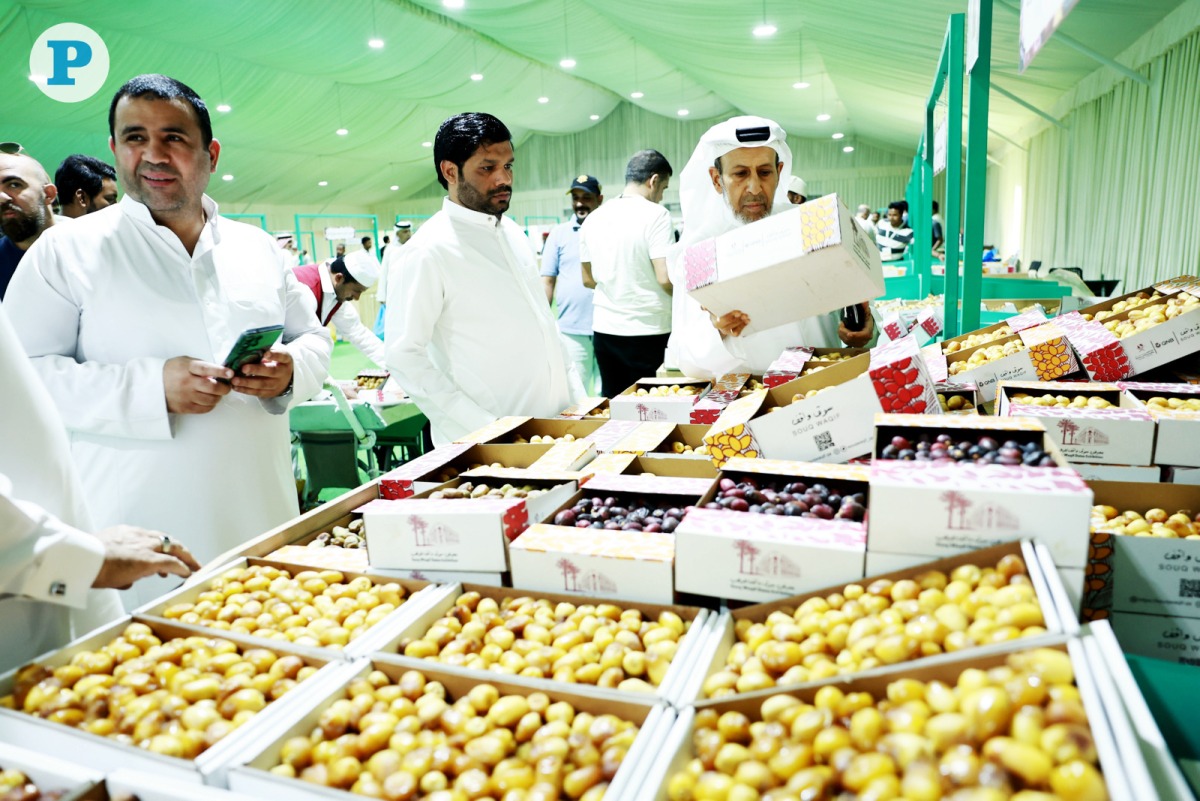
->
[223, 212, 268, 230]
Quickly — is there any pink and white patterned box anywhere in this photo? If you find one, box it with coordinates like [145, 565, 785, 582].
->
[764, 347, 815, 388]
[508, 524, 675, 605]
[996, 380, 1156, 466]
[1120, 381, 1200, 467]
[868, 459, 1092, 568]
[610, 379, 710, 425]
[359, 480, 578, 572]
[684, 194, 885, 336]
[674, 507, 865, 602]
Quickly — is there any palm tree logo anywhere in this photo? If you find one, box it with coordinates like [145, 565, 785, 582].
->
[734, 539, 760, 575]
[411, 516, 429, 547]
[941, 490, 973, 530]
[1058, 418, 1080, 445]
[557, 558, 580, 591]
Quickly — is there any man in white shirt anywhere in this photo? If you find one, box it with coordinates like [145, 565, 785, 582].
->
[854, 204, 878, 239]
[0, 303, 201, 670]
[6, 73, 331, 604]
[375, 220, 411, 337]
[578, 150, 675, 397]
[667, 116, 876, 379]
[386, 112, 583, 444]
[292, 256, 385, 367]
[276, 233, 301, 269]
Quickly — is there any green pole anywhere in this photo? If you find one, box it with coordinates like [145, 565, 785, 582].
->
[961, 0, 993, 334]
[293, 213, 302, 263]
[944, 14, 965, 337]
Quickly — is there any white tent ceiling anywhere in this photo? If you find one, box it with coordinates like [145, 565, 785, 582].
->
[3, 0, 1184, 209]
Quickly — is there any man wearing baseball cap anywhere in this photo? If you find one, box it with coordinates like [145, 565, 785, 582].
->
[541, 175, 602, 393]
[293, 255, 385, 367]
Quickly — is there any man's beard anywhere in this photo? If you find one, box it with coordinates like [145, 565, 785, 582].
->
[458, 178, 511, 216]
[0, 202, 46, 242]
[722, 186, 772, 226]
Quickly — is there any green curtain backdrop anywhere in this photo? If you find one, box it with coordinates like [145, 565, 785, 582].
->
[1021, 29, 1200, 284]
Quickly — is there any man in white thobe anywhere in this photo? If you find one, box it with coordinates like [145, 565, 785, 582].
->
[0, 303, 201, 671]
[5, 74, 330, 605]
[386, 112, 583, 444]
[665, 116, 877, 379]
[292, 256, 385, 367]
[375, 221, 412, 338]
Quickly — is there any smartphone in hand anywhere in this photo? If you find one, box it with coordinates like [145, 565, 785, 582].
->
[222, 325, 284, 375]
[842, 304, 867, 332]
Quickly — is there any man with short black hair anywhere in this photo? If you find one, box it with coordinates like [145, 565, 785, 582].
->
[0, 150, 56, 299]
[7, 73, 331, 604]
[386, 112, 582, 443]
[578, 150, 675, 397]
[54, 155, 118, 219]
[542, 174, 602, 394]
[876, 200, 914, 261]
[293, 255, 384, 366]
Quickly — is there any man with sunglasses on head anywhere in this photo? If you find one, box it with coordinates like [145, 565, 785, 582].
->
[0, 145, 56, 299]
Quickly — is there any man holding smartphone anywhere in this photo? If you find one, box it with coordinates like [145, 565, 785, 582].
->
[6, 74, 332, 605]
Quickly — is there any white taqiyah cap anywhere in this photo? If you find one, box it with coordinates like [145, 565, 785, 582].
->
[340, 250, 380, 288]
[788, 175, 807, 197]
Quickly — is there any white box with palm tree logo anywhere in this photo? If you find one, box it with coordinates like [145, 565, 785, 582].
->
[359, 478, 578, 572]
[867, 415, 1092, 569]
[508, 524, 676, 604]
[996, 381, 1156, 466]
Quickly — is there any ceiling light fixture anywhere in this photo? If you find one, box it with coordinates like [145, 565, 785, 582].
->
[334, 84, 349, 136]
[630, 43, 643, 101]
[222, 174, 233, 181]
[336, 128, 349, 136]
[559, 58, 576, 69]
[753, 0, 776, 37]
[368, 0, 383, 48]
[421, 141, 432, 147]
[589, 114, 600, 120]
[318, 180, 328, 186]
[843, 145, 855, 153]
[215, 56, 232, 112]
[538, 96, 550, 104]
[443, 0, 464, 8]
[558, 2, 575, 70]
[832, 132, 844, 140]
[390, 185, 399, 191]
[816, 113, 831, 122]
[793, 82, 810, 90]
[630, 91, 644, 99]
[677, 109, 689, 116]
[470, 72, 483, 81]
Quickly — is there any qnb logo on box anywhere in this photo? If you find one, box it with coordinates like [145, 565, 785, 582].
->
[30, 23, 109, 103]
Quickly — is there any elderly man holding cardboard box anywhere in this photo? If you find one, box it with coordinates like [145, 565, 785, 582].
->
[666, 116, 879, 380]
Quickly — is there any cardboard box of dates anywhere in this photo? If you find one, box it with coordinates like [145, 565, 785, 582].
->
[610, 378, 710, 424]
[996, 380, 1156, 466]
[688, 373, 753, 424]
[867, 413, 1094, 569]
[0, 741, 102, 800]
[378, 442, 558, 499]
[508, 474, 715, 604]
[677, 541, 1067, 705]
[0, 617, 339, 787]
[365, 583, 719, 705]
[1120, 381, 1200, 467]
[360, 477, 578, 572]
[1057, 276, 1200, 381]
[616, 455, 720, 479]
[1110, 611, 1200, 669]
[1083, 480, 1200, 622]
[227, 658, 670, 801]
[704, 336, 940, 467]
[683, 193, 885, 336]
[934, 381, 981, 414]
[674, 459, 868, 603]
[133, 557, 441, 661]
[557, 396, 610, 419]
[641, 637, 1143, 801]
[944, 319, 1080, 403]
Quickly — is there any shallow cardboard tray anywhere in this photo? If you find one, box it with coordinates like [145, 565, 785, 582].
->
[365, 582, 717, 707]
[0, 617, 340, 787]
[676, 540, 1064, 705]
[0, 741, 102, 799]
[639, 637, 1136, 801]
[1084, 622, 1193, 801]
[227, 658, 670, 801]
[133, 557, 442, 661]
[105, 768, 264, 801]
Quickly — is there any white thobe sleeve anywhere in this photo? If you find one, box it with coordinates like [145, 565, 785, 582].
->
[5, 237, 173, 440]
[385, 247, 494, 441]
[0, 475, 104, 609]
[261, 259, 333, 414]
[331, 301, 385, 368]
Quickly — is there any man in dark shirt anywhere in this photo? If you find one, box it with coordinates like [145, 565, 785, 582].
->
[0, 151, 57, 299]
